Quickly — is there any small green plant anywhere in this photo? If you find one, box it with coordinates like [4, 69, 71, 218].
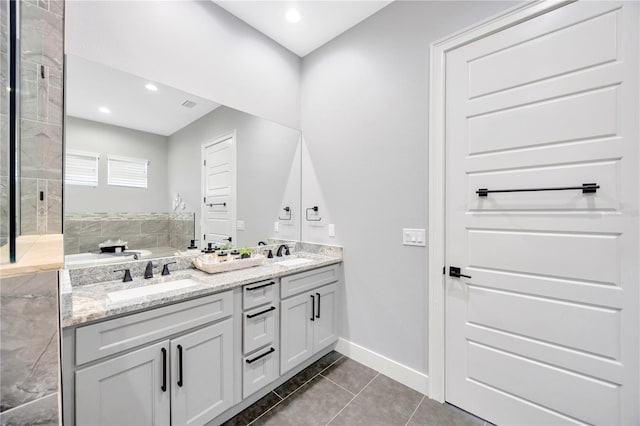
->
[239, 247, 251, 259]
[220, 242, 232, 250]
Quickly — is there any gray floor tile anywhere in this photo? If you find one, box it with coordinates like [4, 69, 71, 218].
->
[321, 357, 378, 394]
[221, 392, 282, 426]
[254, 376, 352, 426]
[273, 351, 343, 399]
[407, 398, 484, 426]
[329, 374, 422, 426]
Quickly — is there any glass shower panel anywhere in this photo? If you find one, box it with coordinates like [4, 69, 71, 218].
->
[1, 0, 10, 263]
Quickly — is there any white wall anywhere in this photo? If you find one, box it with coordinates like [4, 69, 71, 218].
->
[65, 117, 169, 213]
[65, 0, 301, 130]
[300, 1, 517, 374]
[168, 106, 301, 248]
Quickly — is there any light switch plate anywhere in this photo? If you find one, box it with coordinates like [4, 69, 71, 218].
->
[274, 221, 279, 233]
[236, 220, 245, 230]
[328, 224, 335, 237]
[403, 228, 426, 246]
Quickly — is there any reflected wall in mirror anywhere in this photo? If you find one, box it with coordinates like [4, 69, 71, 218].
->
[64, 55, 301, 268]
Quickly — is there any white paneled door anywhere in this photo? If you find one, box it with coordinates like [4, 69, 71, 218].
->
[444, 2, 638, 425]
[202, 133, 236, 247]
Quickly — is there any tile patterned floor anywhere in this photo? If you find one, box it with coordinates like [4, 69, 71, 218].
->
[223, 351, 489, 426]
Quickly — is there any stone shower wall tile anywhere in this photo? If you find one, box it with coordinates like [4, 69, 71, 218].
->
[0, 272, 58, 412]
[0, 393, 58, 426]
[1, 1, 63, 424]
[18, 1, 63, 237]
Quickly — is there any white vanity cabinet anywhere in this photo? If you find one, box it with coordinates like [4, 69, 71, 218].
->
[242, 279, 279, 399]
[75, 340, 171, 425]
[280, 265, 339, 374]
[73, 291, 234, 426]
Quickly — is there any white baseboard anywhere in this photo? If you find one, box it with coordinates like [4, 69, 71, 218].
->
[334, 338, 429, 395]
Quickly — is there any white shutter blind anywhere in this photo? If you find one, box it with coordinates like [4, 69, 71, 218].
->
[66, 150, 99, 186]
[108, 155, 148, 188]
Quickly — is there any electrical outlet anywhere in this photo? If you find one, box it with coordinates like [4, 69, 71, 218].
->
[236, 220, 245, 231]
[274, 221, 279, 233]
[402, 228, 426, 246]
[328, 224, 335, 237]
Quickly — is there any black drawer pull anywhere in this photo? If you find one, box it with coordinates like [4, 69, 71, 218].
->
[177, 344, 183, 387]
[246, 347, 275, 364]
[310, 295, 315, 321]
[246, 281, 275, 291]
[161, 348, 167, 392]
[247, 306, 276, 319]
[316, 292, 321, 319]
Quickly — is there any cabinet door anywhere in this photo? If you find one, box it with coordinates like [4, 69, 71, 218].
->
[76, 340, 170, 426]
[313, 283, 339, 352]
[280, 291, 314, 374]
[171, 319, 234, 426]
[243, 304, 277, 355]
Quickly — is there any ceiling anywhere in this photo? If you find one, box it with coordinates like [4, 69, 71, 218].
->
[66, 55, 221, 136]
[213, 1, 393, 57]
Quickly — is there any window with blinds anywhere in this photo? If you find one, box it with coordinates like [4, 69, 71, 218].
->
[107, 155, 148, 188]
[66, 150, 99, 186]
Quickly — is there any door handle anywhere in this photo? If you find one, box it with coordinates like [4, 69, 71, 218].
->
[310, 294, 315, 321]
[161, 348, 167, 392]
[177, 344, 183, 387]
[449, 266, 472, 279]
[316, 292, 321, 319]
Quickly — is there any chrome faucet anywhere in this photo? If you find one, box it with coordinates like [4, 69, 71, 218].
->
[144, 261, 156, 279]
[276, 244, 290, 257]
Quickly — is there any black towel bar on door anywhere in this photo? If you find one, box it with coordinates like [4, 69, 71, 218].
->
[206, 202, 226, 207]
[476, 183, 600, 197]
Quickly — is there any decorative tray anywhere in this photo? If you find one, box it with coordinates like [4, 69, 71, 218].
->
[193, 254, 265, 274]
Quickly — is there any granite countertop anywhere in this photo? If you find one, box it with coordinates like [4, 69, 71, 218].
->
[60, 248, 342, 328]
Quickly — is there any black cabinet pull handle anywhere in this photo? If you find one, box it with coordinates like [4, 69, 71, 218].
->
[177, 344, 183, 387]
[161, 348, 167, 392]
[247, 306, 276, 319]
[246, 347, 275, 364]
[246, 281, 275, 291]
[316, 292, 321, 319]
[310, 295, 315, 321]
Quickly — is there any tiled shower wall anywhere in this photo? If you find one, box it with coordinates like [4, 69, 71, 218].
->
[0, 271, 59, 425]
[19, 0, 64, 236]
[0, 2, 63, 425]
[64, 212, 195, 254]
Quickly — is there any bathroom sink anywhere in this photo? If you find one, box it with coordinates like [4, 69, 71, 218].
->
[276, 257, 315, 267]
[107, 279, 200, 302]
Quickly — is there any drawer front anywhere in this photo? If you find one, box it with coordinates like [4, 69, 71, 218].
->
[243, 346, 277, 399]
[281, 265, 339, 299]
[243, 279, 277, 310]
[76, 291, 234, 365]
[243, 304, 277, 354]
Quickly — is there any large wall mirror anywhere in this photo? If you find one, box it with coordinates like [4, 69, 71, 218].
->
[64, 55, 301, 268]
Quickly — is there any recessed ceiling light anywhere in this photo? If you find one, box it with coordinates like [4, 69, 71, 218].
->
[145, 83, 158, 92]
[98, 107, 111, 114]
[285, 9, 301, 23]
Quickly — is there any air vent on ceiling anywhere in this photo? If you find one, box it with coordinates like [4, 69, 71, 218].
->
[181, 100, 197, 108]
